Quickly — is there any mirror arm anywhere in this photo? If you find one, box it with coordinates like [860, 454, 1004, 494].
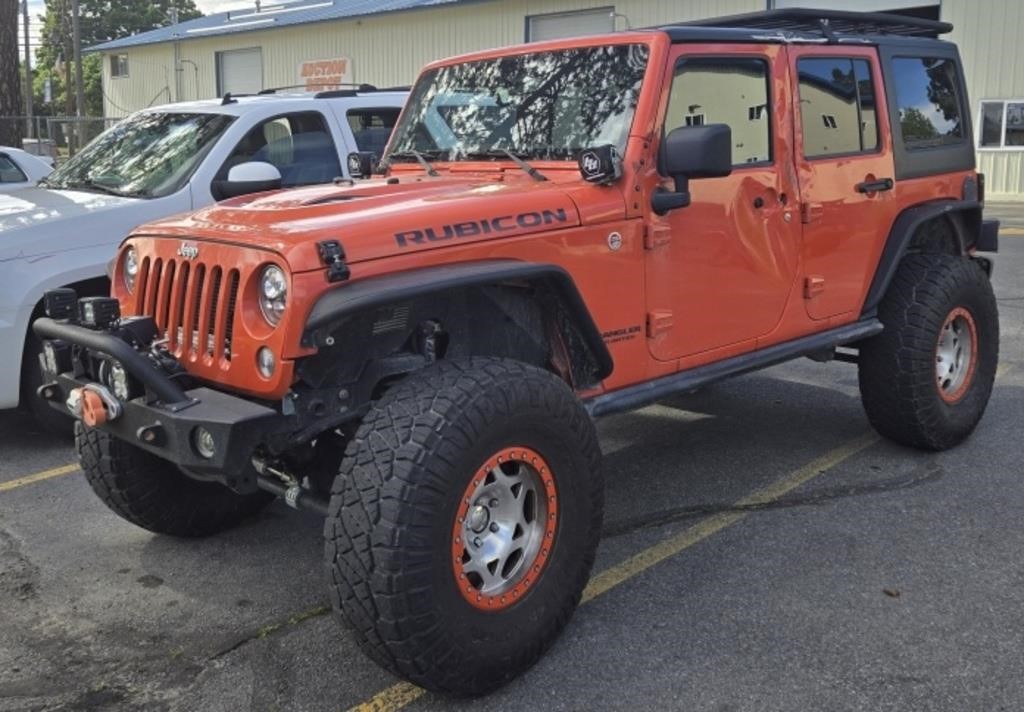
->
[651, 176, 691, 216]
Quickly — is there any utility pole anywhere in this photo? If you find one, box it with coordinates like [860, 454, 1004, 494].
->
[22, 0, 33, 138]
[71, 0, 85, 148]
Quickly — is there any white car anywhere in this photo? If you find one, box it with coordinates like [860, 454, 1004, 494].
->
[0, 88, 407, 429]
[0, 147, 54, 192]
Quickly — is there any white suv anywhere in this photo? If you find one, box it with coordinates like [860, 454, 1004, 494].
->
[0, 88, 407, 429]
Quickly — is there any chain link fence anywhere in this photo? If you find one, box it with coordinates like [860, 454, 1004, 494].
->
[1, 116, 120, 165]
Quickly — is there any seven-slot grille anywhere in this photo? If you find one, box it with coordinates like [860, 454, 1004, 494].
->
[135, 256, 240, 363]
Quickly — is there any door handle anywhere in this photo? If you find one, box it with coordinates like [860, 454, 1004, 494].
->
[855, 177, 894, 194]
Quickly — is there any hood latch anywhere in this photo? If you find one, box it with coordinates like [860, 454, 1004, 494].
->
[318, 240, 351, 283]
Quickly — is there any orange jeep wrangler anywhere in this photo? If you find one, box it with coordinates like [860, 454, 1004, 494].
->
[34, 9, 999, 696]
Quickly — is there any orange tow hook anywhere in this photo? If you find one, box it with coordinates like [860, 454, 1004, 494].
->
[79, 388, 109, 427]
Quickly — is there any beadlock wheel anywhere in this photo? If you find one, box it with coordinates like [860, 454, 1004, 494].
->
[935, 307, 977, 404]
[452, 447, 558, 611]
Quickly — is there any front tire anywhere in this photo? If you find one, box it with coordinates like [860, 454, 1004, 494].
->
[77, 424, 273, 537]
[324, 358, 603, 696]
[858, 254, 998, 450]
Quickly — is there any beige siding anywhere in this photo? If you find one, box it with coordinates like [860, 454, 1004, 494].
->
[100, 0, 759, 118]
[944, 0, 1024, 200]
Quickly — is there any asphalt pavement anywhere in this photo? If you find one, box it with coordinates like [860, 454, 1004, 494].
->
[1, 210, 1023, 711]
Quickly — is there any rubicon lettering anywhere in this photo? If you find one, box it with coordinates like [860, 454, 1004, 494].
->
[394, 208, 569, 247]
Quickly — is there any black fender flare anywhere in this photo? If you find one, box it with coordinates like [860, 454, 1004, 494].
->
[301, 259, 614, 381]
[861, 199, 981, 317]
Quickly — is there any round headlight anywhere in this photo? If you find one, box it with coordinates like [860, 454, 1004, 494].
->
[259, 265, 287, 326]
[123, 247, 139, 293]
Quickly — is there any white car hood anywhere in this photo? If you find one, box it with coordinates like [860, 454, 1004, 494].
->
[0, 187, 140, 259]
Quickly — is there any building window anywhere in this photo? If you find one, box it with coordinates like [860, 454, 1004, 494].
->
[978, 101, 1024, 148]
[891, 56, 964, 148]
[665, 57, 772, 166]
[797, 57, 878, 158]
[526, 7, 614, 42]
[110, 54, 129, 78]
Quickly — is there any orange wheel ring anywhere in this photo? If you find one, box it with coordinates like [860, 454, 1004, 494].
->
[935, 307, 978, 404]
[451, 446, 558, 612]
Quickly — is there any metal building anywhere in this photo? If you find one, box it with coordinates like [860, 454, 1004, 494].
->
[89, 0, 1024, 199]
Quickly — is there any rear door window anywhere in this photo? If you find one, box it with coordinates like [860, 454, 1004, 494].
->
[347, 108, 401, 157]
[891, 57, 965, 148]
[797, 57, 879, 157]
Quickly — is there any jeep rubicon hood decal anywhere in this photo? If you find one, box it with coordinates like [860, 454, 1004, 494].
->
[135, 176, 583, 272]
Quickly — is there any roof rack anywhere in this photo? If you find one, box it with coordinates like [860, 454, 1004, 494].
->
[259, 82, 380, 95]
[684, 8, 952, 39]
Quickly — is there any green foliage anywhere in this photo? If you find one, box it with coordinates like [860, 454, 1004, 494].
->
[35, 0, 202, 117]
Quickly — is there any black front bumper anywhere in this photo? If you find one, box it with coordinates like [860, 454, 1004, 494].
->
[33, 318, 289, 486]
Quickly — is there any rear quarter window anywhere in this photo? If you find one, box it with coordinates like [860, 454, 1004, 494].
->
[891, 56, 965, 149]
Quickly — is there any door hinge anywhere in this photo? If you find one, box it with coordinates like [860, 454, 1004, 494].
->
[643, 224, 672, 250]
[646, 310, 674, 338]
[801, 202, 823, 224]
[804, 275, 826, 299]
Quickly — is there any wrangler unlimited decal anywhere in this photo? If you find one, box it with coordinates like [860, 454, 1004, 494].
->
[394, 208, 570, 247]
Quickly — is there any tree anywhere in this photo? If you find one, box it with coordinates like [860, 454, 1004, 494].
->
[36, 0, 202, 117]
[900, 106, 940, 142]
[0, 0, 23, 146]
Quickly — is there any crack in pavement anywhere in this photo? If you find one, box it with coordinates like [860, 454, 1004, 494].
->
[208, 603, 331, 661]
[602, 460, 943, 538]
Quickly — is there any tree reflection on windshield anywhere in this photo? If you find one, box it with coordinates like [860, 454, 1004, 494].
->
[388, 44, 650, 162]
[44, 112, 235, 199]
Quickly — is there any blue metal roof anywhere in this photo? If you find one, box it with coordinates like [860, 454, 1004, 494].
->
[88, 0, 469, 52]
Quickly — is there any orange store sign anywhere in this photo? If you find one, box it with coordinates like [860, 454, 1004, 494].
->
[299, 58, 352, 90]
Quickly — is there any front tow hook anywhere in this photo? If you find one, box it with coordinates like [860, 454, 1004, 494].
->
[68, 384, 123, 427]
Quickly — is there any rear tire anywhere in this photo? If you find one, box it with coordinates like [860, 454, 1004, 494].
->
[858, 254, 998, 450]
[324, 358, 603, 696]
[76, 424, 273, 537]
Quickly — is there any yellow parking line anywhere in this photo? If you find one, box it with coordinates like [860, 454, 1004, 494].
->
[345, 431, 879, 712]
[0, 464, 79, 493]
[999, 227, 1024, 236]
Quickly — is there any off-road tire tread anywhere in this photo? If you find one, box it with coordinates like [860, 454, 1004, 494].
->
[859, 254, 998, 450]
[324, 358, 603, 696]
[76, 424, 273, 537]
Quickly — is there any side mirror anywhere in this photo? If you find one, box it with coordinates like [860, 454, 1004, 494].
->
[652, 124, 733, 215]
[218, 161, 283, 199]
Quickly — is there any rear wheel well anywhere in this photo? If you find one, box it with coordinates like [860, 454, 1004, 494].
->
[907, 214, 967, 256]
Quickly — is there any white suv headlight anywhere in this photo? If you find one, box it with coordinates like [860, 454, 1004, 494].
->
[259, 265, 287, 326]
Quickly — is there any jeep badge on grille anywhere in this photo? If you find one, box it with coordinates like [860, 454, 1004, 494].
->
[177, 242, 199, 260]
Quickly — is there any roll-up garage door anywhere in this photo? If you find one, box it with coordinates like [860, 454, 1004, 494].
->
[216, 47, 263, 96]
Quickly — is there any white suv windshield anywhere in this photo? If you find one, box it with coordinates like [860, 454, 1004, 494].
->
[43, 112, 235, 199]
[387, 44, 650, 162]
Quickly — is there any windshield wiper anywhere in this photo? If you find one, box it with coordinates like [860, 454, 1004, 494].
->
[384, 149, 440, 177]
[71, 179, 135, 198]
[461, 150, 548, 182]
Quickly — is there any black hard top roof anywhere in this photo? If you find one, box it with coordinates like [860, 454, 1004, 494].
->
[661, 8, 953, 46]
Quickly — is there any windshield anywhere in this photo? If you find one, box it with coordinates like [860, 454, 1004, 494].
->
[387, 43, 650, 162]
[43, 112, 235, 198]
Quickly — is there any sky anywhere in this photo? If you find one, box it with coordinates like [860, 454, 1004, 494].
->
[17, 0, 260, 66]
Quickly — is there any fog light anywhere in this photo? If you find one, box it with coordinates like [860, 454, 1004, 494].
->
[44, 288, 78, 320]
[78, 297, 121, 329]
[257, 347, 276, 378]
[194, 427, 216, 460]
[42, 341, 59, 374]
[109, 361, 131, 401]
